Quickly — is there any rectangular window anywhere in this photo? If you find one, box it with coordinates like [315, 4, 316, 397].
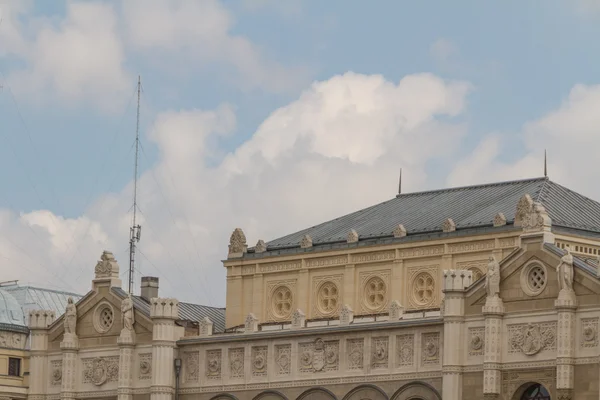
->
[8, 357, 21, 376]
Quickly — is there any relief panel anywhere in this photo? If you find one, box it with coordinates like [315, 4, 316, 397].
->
[358, 270, 391, 313]
[396, 334, 414, 367]
[312, 274, 343, 318]
[266, 279, 297, 322]
[407, 265, 439, 309]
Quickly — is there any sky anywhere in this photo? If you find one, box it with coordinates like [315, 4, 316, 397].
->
[1, 0, 600, 307]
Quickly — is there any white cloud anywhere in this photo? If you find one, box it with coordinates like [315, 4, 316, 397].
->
[121, 0, 310, 93]
[3, 1, 130, 111]
[0, 72, 470, 304]
[448, 83, 600, 200]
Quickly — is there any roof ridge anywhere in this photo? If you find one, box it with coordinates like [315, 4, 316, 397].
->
[535, 176, 550, 203]
[4, 285, 83, 297]
[396, 176, 547, 199]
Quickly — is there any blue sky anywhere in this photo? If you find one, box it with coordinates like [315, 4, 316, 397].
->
[1, 0, 600, 304]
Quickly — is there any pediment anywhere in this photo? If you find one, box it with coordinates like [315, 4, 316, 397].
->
[465, 244, 600, 315]
[48, 285, 152, 346]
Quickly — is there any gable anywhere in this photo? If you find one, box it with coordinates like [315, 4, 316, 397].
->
[48, 285, 153, 350]
[465, 245, 600, 316]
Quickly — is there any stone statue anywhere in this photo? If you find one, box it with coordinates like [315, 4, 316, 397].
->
[557, 247, 574, 292]
[485, 256, 500, 298]
[122, 295, 135, 331]
[64, 297, 77, 335]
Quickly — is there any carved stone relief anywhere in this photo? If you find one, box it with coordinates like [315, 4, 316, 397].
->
[229, 348, 244, 379]
[228, 228, 247, 255]
[275, 344, 291, 376]
[347, 338, 364, 370]
[266, 280, 296, 321]
[184, 351, 199, 382]
[0, 332, 25, 349]
[82, 356, 119, 386]
[312, 275, 342, 317]
[396, 334, 414, 367]
[298, 338, 339, 373]
[50, 360, 62, 386]
[502, 368, 555, 400]
[407, 265, 438, 309]
[359, 270, 391, 313]
[508, 322, 557, 355]
[421, 332, 440, 365]
[94, 251, 119, 278]
[371, 337, 389, 369]
[138, 353, 151, 380]
[206, 350, 222, 380]
[581, 318, 599, 348]
[469, 327, 485, 356]
[252, 346, 267, 377]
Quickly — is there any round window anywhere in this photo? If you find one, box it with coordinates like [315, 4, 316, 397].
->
[520, 262, 548, 297]
[364, 276, 387, 311]
[317, 281, 339, 315]
[271, 286, 293, 319]
[412, 272, 435, 307]
[93, 303, 115, 333]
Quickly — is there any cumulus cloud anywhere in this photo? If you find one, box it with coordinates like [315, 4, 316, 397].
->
[448, 83, 600, 200]
[0, 72, 470, 304]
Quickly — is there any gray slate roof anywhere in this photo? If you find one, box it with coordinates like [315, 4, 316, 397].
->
[259, 177, 600, 252]
[111, 287, 226, 333]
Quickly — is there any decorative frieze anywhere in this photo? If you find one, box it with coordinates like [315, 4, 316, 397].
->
[306, 255, 347, 268]
[50, 360, 62, 386]
[396, 334, 414, 367]
[138, 353, 151, 380]
[0, 332, 25, 349]
[421, 332, 440, 365]
[229, 348, 244, 379]
[275, 344, 291, 376]
[184, 351, 199, 382]
[399, 246, 444, 258]
[251, 346, 267, 377]
[581, 318, 598, 348]
[371, 337, 389, 369]
[298, 338, 339, 373]
[448, 240, 494, 254]
[346, 339, 364, 370]
[82, 357, 119, 386]
[499, 237, 517, 248]
[259, 262, 301, 274]
[206, 350, 222, 380]
[508, 322, 557, 355]
[352, 251, 395, 263]
[469, 327, 485, 356]
[241, 265, 256, 275]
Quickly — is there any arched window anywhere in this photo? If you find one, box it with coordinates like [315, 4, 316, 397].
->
[521, 384, 551, 400]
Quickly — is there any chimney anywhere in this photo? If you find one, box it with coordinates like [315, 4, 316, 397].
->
[141, 277, 159, 301]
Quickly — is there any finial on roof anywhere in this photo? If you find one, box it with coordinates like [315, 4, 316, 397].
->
[228, 228, 247, 257]
[255, 239, 267, 253]
[493, 213, 507, 227]
[393, 224, 407, 238]
[544, 149, 547, 177]
[300, 234, 313, 249]
[347, 229, 359, 243]
[398, 167, 402, 195]
[442, 218, 456, 233]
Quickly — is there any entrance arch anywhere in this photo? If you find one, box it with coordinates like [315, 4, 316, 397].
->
[297, 387, 337, 400]
[390, 382, 441, 400]
[512, 383, 551, 400]
[342, 384, 388, 400]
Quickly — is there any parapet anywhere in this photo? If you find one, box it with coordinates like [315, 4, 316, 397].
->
[443, 269, 473, 292]
[28, 310, 56, 330]
[150, 298, 179, 319]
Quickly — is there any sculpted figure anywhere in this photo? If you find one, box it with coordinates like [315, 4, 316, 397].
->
[485, 256, 500, 298]
[64, 297, 77, 335]
[122, 294, 135, 331]
[557, 247, 574, 292]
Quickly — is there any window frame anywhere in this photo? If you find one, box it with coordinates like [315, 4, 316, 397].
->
[8, 357, 21, 377]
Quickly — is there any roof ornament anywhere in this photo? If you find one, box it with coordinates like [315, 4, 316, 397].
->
[544, 149, 548, 177]
[255, 239, 267, 253]
[514, 194, 534, 227]
[398, 167, 402, 195]
[228, 228, 247, 257]
[393, 224, 407, 238]
[300, 234, 313, 249]
[493, 212, 507, 227]
[442, 218, 456, 233]
[347, 229, 359, 243]
[521, 202, 551, 233]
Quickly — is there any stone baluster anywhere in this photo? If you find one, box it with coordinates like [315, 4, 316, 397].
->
[442, 269, 472, 400]
[150, 298, 179, 400]
[28, 310, 56, 400]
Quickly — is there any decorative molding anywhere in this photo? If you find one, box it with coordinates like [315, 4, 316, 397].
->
[82, 356, 119, 386]
[346, 338, 364, 370]
[352, 251, 395, 263]
[396, 334, 414, 367]
[206, 349, 222, 380]
[499, 237, 517, 248]
[229, 348, 244, 379]
[184, 351, 199, 382]
[251, 346, 267, 377]
[0, 332, 25, 349]
[50, 360, 62, 386]
[448, 240, 494, 254]
[421, 332, 440, 365]
[92, 302, 115, 334]
[407, 265, 438, 309]
[298, 338, 339, 373]
[359, 270, 391, 313]
[371, 337, 389, 369]
[241, 265, 256, 275]
[520, 261, 548, 297]
[469, 327, 485, 357]
[259, 262, 301, 274]
[508, 322, 557, 355]
[502, 367, 555, 400]
[138, 353, 151, 380]
[456, 260, 487, 282]
[306, 255, 347, 268]
[312, 275, 342, 318]
[581, 318, 598, 348]
[266, 279, 297, 321]
[275, 344, 291, 376]
[399, 246, 444, 258]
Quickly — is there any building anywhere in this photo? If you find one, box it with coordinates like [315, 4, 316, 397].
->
[0, 284, 82, 400]
[24, 176, 600, 400]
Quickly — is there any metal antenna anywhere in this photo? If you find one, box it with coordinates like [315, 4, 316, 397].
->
[397, 168, 402, 195]
[129, 76, 142, 294]
[544, 149, 547, 177]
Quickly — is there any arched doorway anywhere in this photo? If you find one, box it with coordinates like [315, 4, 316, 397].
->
[297, 387, 337, 400]
[342, 384, 388, 400]
[519, 383, 551, 399]
[390, 382, 442, 400]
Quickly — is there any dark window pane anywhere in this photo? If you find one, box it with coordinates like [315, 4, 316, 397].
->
[8, 358, 21, 376]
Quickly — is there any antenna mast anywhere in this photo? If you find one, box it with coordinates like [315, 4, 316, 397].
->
[129, 76, 142, 294]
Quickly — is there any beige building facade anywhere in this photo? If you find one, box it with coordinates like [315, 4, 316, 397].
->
[23, 177, 600, 400]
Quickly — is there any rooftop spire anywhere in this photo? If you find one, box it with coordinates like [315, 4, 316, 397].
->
[544, 149, 547, 177]
[398, 168, 402, 195]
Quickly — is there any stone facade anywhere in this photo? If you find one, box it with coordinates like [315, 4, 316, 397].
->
[22, 189, 600, 400]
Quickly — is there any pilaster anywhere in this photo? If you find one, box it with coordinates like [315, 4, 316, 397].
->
[442, 269, 472, 400]
[150, 298, 179, 400]
[483, 295, 505, 397]
[28, 310, 56, 400]
[117, 329, 136, 400]
[60, 334, 79, 400]
[555, 290, 577, 397]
